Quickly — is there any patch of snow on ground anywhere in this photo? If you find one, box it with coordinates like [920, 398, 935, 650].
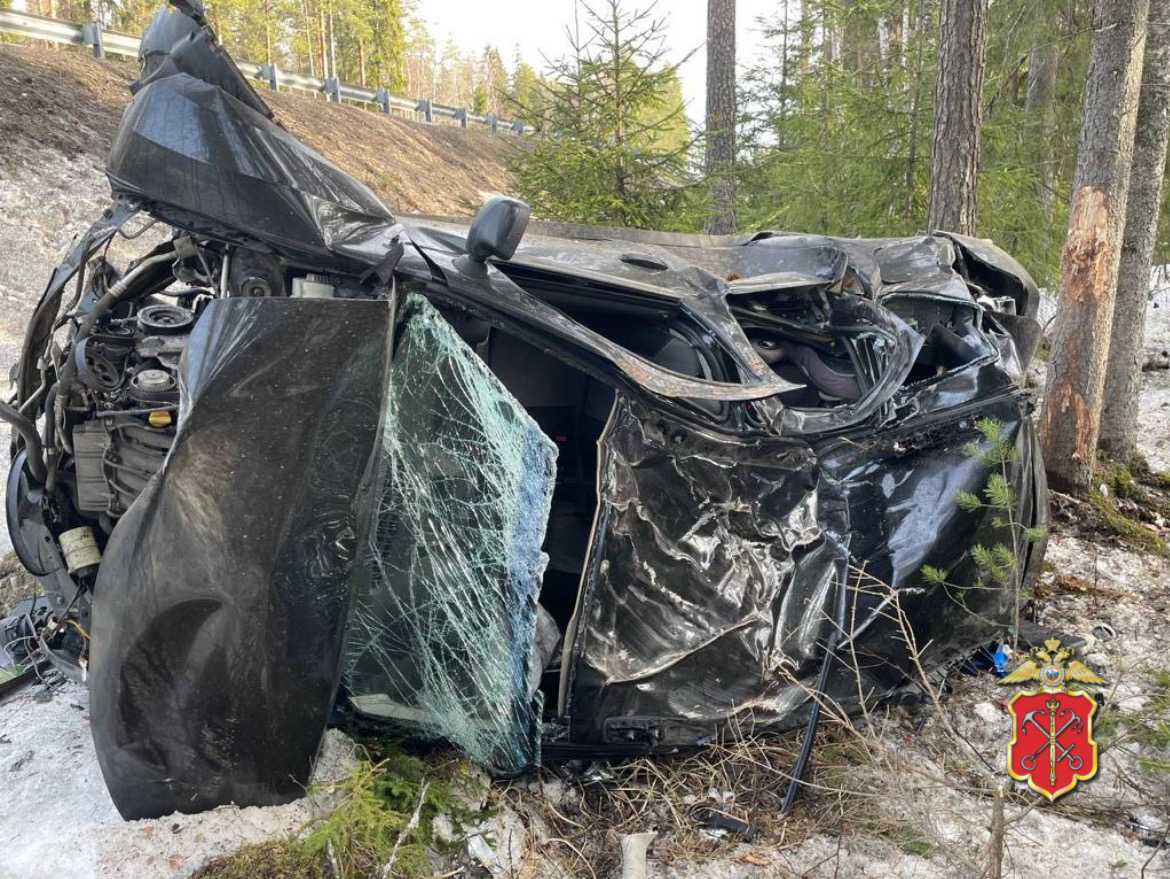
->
[0, 682, 353, 879]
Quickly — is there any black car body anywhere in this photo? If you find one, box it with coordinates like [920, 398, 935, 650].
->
[3, 3, 1048, 820]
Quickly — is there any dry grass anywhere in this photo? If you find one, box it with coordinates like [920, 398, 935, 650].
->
[500, 728, 878, 877]
[497, 568, 1012, 876]
[190, 841, 325, 879]
[495, 562, 1161, 878]
[0, 551, 39, 618]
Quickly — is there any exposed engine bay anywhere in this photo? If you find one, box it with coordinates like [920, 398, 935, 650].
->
[5, 233, 372, 676]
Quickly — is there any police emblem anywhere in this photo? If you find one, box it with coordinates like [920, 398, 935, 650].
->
[998, 638, 1105, 801]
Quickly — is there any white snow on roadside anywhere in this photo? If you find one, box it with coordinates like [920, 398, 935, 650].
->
[0, 682, 353, 879]
[0, 144, 167, 555]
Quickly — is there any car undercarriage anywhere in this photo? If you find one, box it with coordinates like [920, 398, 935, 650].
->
[1, 0, 1048, 821]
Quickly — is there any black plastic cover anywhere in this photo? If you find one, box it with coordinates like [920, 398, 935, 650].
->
[89, 298, 391, 819]
[107, 7, 400, 271]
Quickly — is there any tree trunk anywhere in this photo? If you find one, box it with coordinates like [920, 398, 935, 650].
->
[1040, 0, 1150, 493]
[1025, 44, 1060, 218]
[842, 0, 881, 82]
[905, 0, 929, 220]
[927, 0, 989, 234]
[328, 4, 337, 80]
[303, 0, 316, 77]
[799, 3, 813, 75]
[705, 0, 737, 234]
[317, 2, 328, 81]
[878, 14, 891, 71]
[780, 0, 789, 106]
[264, 0, 273, 66]
[1099, 0, 1170, 461]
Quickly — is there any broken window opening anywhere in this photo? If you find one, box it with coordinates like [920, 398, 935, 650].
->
[494, 262, 744, 402]
[437, 304, 615, 710]
[883, 295, 1000, 387]
[730, 289, 882, 410]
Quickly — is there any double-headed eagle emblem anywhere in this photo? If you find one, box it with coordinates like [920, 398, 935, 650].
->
[997, 638, 1105, 801]
[997, 638, 1106, 691]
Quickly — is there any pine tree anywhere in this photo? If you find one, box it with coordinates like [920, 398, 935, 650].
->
[508, 60, 546, 124]
[1040, 0, 1151, 493]
[509, 0, 699, 229]
[927, 0, 988, 234]
[1099, 0, 1170, 461]
[705, 0, 736, 233]
[403, 13, 436, 97]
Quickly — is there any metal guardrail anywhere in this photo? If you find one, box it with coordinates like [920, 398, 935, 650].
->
[0, 8, 526, 133]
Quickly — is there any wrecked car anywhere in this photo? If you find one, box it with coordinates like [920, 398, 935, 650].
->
[1, 1, 1048, 820]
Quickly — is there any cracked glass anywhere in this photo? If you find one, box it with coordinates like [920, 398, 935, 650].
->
[344, 295, 557, 775]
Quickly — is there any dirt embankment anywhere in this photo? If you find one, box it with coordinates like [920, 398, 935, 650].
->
[0, 43, 519, 215]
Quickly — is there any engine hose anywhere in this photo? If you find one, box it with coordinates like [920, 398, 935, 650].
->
[0, 401, 48, 483]
[779, 573, 849, 815]
[53, 248, 177, 447]
[42, 384, 58, 493]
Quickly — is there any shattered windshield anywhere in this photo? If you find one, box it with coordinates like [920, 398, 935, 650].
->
[344, 296, 558, 775]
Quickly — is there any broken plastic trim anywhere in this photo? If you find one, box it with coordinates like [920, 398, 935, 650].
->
[779, 572, 848, 814]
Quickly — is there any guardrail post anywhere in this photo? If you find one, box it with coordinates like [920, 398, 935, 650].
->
[259, 63, 279, 91]
[323, 77, 340, 102]
[487, 113, 498, 133]
[417, 98, 433, 123]
[81, 22, 103, 58]
[455, 108, 468, 129]
[374, 89, 391, 114]
[511, 120, 526, 134]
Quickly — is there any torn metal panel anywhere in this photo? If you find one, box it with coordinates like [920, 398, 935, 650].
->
[408, 227, 801, 404]
[564, 396, 850, 746]
[345, 296, 556, 776]
[823, 398, 1049, 687]
[564, 391, 1047, 750]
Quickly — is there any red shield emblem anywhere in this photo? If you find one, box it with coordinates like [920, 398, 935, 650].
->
[1007, 690, 1098, 800]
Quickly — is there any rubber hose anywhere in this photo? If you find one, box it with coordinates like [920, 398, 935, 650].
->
[0, 401, 47, 483]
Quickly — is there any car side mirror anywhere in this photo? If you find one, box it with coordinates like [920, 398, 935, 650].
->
[464, 197, 530, 267]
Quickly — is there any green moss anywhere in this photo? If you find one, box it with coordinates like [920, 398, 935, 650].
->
[897, 832, 939, 858]
[1130, 456, 1170, 492]
[191, 842, 324, 879]
[858, 821, 938, 858]
[1034, 336, 1053, 363]
[1086, 492, 1169, 558]
[1100, 455, 1170, 508]
[1105, 462, 1142, 501]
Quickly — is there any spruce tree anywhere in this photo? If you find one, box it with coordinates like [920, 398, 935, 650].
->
[509, 0, 698, 230]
